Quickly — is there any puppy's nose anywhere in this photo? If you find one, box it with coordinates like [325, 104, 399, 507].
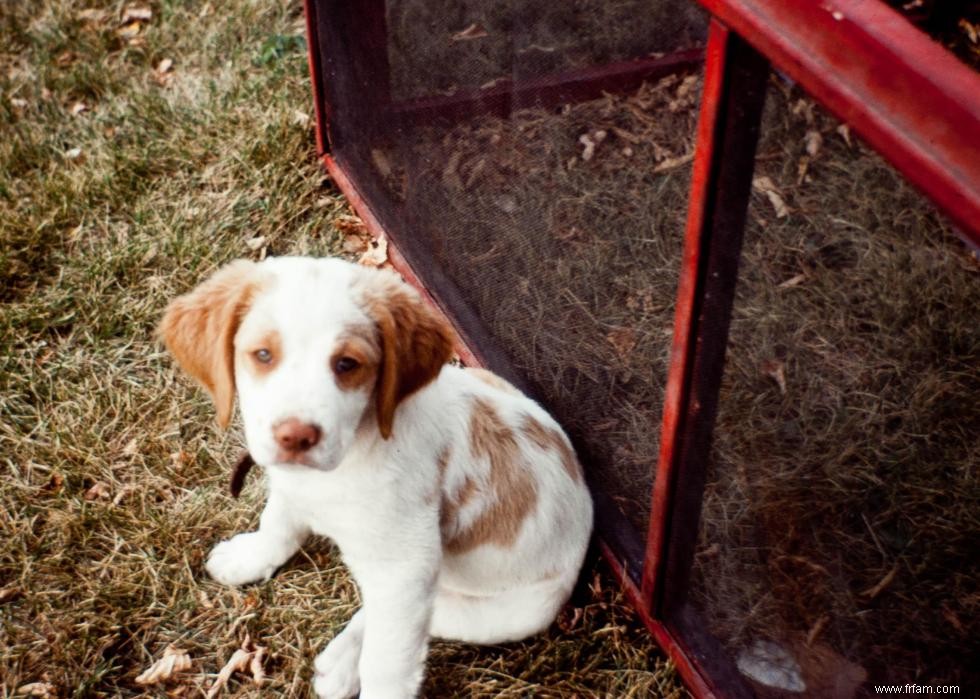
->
[273, 418, 322, 452]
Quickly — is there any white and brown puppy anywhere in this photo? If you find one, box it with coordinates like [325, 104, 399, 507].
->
[160, 256, 593, 699]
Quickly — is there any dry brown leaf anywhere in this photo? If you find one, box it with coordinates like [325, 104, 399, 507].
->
[245, 235, 267, 251]
[358, 236, 388, 268]
[249, 646, 267, 686]
[116, 22, 143, 39]
[0, 586, 23, 604]
[606, 327, 637, 361]
[56, 50, 77, 67]
[451, 23, 488, 41]
[122, 6, 153, 24]
[653, 152, 694, 173]
[77, 8, 108, 24]
[42, 473, 64, 493]
[760, 359, 787, 395]
[960, 19, 978, 44]
[84, 482, 111, 501]
[135, 645, 192, 686]
[804, 130, 823, 157]
[778, 273, 807, 289]
[862, 563, 898, 600]
[206, 648, 252, 698]
[753, 176, 789, 218]
[16, 682, 56, 698]
[370, 148, 392, 179]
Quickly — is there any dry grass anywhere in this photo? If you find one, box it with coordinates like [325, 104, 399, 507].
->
[0, 1, 686, 697]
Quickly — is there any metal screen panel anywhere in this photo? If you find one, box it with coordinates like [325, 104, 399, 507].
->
[684, 89, 980, 695]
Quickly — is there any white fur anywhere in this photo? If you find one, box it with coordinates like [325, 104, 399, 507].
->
[190, 257, 593, 698]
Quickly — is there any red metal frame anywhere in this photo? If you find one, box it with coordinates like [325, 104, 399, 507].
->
[302, 0, 980, 696]
[697, 0, 980, 247]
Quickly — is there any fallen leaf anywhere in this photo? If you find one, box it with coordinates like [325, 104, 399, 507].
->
[245, 235, 267, 251]
[792, 98, 814, 124]
[760, 359, 787, 395]
[11, 97, 28, 110]
[156, 58, 173, 74]
[0, 586, 23, 604]
[941, 605, 964, 633]
[291, 110, 310, 127]
[753, 176, 789, 218]
[960, 19, 978, 44]
[122, 6, 153, 24]
[451, 23, 488, 41]
[135, 645, 192, 686]
[116, 22, 143, 39]
[122, 437, 139, 456]
[42, 473, 64, 493]
[861, 563, 898, 600]
[797, 156, 811, 185]
[16, 682, 56, 698]
[56, 50, 77, 67]
[778, 273, 807, 289]
[84, 482, 111, 501]
[206, 648, 252, 698]
[804, 130, 823, 157]
[70, 101, 88, 116]
[836, 124, 852, 147]
[606, 327, 637, 361]
[370, 149, 392, 179]
[249, 646, 267, 686]
[358, 236, 388, 268]
[77, 8, 108, 24]
[653, 152, 694, 173]
[579, 134, 597, 162]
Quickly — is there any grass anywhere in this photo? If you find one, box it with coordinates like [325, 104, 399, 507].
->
[0, 1, 686, 696]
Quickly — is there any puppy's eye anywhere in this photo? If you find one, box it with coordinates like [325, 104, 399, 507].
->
[334, 357, 359, 374]
[254, 348, 273, 364]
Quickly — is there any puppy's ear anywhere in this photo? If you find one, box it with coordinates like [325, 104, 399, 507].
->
[366, 277, 454, 439]
[159, 260, 259, 428]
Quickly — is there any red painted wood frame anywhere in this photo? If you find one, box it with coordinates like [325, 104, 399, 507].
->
[301, 0, 980, 696]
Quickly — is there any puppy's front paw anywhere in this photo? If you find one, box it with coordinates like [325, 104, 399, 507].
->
[205, 532, 281, 586]
[313, 628, 362, 699]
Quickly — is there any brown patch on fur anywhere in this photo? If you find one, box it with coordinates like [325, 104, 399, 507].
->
[330, 327, 381, 392]
[444, 398, 537, 554]
[521, 414, 583, 483]
[467, 367, 521, 396]
[240, 330, 282, 378]
[159, 260, 260, 428]
[358, 271, 455, 439]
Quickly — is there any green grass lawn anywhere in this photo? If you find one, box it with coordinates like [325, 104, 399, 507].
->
[0, 1, 685, 696]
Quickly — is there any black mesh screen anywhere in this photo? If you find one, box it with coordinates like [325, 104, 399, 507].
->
[687, 85, 980, 694]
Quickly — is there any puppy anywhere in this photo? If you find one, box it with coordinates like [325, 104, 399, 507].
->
[160, 256, 593, 698]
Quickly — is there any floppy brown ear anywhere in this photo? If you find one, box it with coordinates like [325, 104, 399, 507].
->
[368, 282, 455, 439]
[158, 260, 259, 428]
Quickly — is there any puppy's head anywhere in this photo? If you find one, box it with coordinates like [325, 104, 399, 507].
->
[160, 257, 454, 471]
